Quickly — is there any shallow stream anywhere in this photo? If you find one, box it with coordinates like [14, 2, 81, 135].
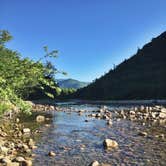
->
[33, 103, 166, 166]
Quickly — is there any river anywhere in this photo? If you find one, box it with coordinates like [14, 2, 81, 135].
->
[33, 102, 166, 166]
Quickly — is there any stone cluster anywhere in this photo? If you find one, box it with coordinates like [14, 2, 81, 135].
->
[32, 104, 56, 112]
[115, 105, 166, 123]
[0, 122, 35, 166]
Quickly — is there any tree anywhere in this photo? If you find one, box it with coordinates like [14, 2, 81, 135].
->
[0, 30, 64, 114]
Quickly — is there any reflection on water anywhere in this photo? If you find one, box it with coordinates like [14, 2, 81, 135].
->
[33, 104, 166, 166]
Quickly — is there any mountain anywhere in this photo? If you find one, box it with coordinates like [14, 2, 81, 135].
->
[56, 79, 90, 89]
[71, 31, 166, 100]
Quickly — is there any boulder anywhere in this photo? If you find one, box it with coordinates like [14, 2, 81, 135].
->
[103, 139, 118, 149]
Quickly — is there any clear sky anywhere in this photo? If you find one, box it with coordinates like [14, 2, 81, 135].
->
[0, 0, 166, 82]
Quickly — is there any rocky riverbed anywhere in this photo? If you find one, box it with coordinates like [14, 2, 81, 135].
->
[0, 102, 166, 166]
[0, 103, 55, 166]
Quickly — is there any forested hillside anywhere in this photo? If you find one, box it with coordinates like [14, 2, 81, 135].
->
[56, 79, 89, 89]
[72, 32, 166, 100]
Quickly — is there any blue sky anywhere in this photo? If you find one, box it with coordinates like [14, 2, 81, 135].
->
[0, 0, 166, 82]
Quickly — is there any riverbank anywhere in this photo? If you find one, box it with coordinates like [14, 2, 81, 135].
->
[0, 103, 56, 166]
[0, 101, 166, 165]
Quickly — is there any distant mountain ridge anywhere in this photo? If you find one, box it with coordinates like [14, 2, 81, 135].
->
[71, 31, 166, 100]
[56, 78, 90, 89]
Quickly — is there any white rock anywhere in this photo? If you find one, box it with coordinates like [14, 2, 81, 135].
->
[96, 113, 101, 118]
[14, 156, 25, 162]
[160, 108, 166, 113]
[129, 111, 135, 115]
[22, 128, 31, 133]
[103, 139, 118, 149]
[0, 146, 8, 155]
[159, 112, 166, 119]
[36, 115, 45, 122]
[107, 120, 112, 126]
[48, 151, 56, 156]
[89, 160, 100, 166]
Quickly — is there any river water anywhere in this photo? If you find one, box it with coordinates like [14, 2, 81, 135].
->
[33, 103, 166, 166]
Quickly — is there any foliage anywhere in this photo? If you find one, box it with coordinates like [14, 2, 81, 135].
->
[57, 88, 76, 99]
[0, 30, 63, 114]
